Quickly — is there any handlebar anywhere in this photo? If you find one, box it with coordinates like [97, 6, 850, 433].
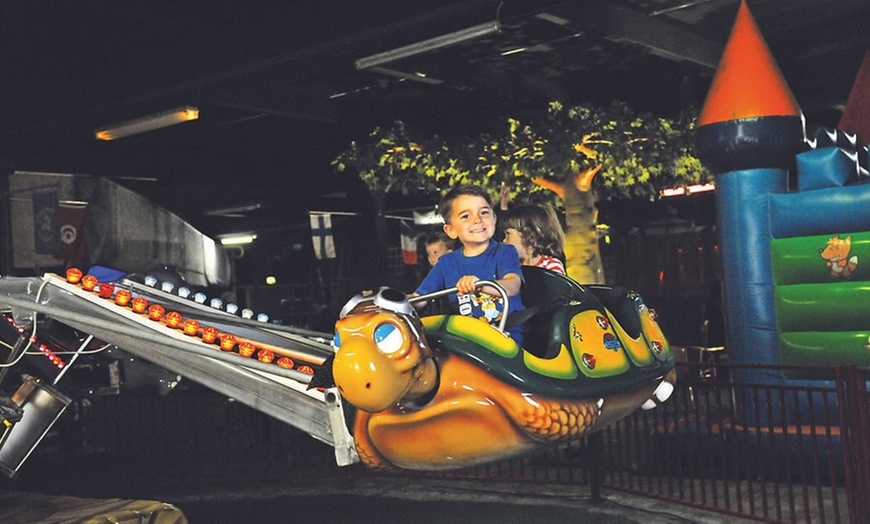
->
[409, 279, 510, 333]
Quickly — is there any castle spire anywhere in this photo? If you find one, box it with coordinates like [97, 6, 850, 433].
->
[698, 0, 802, 126]
[694, 0, 805, 175]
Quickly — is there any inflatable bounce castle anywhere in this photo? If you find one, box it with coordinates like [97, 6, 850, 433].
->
[695, 0, 870, 405]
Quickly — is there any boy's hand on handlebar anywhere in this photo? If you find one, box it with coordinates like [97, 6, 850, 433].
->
[455, 275, 479, 295]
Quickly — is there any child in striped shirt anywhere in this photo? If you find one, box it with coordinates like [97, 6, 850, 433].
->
[502, 204, 567, 275]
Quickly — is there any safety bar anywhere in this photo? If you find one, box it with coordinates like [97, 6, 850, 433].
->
[410, 279, 509, 333]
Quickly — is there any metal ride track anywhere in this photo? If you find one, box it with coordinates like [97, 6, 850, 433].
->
[0, 273, 358, 466]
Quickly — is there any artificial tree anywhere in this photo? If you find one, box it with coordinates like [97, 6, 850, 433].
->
[333, 101, 710, 284]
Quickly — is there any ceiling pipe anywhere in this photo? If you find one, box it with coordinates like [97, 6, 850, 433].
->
[354, 21, 502, 70]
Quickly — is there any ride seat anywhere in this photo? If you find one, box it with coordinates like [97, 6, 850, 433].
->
[516, 267, 588, 358]
[585, 285, 643, 340]
[516, 268, 648, 359]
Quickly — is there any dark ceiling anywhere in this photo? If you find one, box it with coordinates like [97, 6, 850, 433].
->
[2, 0, 868, 238]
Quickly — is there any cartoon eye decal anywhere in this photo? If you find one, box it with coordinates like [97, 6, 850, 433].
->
[374, 323, 404, 354]
[333, 331, 341, 349]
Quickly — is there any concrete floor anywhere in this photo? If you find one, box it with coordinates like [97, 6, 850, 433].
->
[148, 476, 754, 524]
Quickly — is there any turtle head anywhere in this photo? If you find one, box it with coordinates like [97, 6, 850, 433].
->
[333, 288, 436, 413]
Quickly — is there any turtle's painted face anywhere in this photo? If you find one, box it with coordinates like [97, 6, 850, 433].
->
[333, 311, 430, 413]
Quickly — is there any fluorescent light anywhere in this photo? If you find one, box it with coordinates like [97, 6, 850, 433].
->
[355, 21, 502, 70]
[534, 13, 570, 26]
[500, 47, 527, 56]
[95, 106, 199, 141]
[203, 203, 262, 217]
[219, 233, 257, 246]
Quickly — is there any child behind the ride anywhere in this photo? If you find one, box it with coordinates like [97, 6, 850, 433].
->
[425, 232, 454, 267]
[502, 204, 567, 275]
[414, 185, 526, 344]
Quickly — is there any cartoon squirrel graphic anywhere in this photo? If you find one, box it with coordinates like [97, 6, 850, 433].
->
[471, 292, 503, 323]
[819, 235, 859, 279]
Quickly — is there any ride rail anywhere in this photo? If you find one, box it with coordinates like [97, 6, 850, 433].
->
[0, 273, 358, 467]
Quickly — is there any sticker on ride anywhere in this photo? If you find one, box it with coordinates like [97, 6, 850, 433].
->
[464, 291, 504, 326]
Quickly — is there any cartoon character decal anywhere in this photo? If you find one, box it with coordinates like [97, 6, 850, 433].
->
[471, 292, 502, 323]
[820, 235, 859, 279]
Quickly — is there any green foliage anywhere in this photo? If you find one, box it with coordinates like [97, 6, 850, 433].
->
[333, 101, 711, 205]
[331, 121, 472, 199]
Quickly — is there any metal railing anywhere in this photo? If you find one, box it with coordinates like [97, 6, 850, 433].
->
[365, 361, 869, 524]
[5, 362, 868, 523]
[590, 362, 869, 523]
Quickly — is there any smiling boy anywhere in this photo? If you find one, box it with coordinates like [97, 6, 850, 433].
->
[415, 185, 526, 344]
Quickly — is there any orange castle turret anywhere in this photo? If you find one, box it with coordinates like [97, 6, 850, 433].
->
[695, 0, 805, 174]
[698, 0, 801, 126]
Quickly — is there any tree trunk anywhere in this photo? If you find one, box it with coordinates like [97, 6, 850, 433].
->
[563, 179, 605, 284]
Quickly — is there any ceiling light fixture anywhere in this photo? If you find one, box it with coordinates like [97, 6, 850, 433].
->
[500, 47, 527, 56]
[219, 233, 257, 246]
[203, 203, 263, 217]
[355, 21, 502, 70]
[534, 13, 570, 26]
[95, 106, 199, 141]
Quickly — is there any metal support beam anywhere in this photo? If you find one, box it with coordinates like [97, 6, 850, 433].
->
[570, 1, 723, 69]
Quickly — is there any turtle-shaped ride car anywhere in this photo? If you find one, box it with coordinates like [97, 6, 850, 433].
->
[330, 267, 676, 471]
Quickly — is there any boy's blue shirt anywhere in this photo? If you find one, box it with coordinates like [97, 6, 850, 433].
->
[415, 241, 525, 345]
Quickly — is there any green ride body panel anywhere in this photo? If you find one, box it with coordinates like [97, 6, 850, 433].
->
[771, 231, 870, 285]
[639, 304, 673, 362]
[775, 281, 870, 332]
[523, 344, 578, 380]
[444, 315, 519, 358]
[419, 279, 675, 401]
[780, 331, 870, 367]
[421, 315, 446, 332]
[606, 310, 655, 368]
[569, 310, 631, 378]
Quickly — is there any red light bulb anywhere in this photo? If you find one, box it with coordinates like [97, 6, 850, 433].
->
[257, 349, 275, 364]
[131, 297, 149, 313]
[98, 282, 115, 299]
[66, 268, 83, 284]
[114, 289, 132, 306]
[81, 275, 98, 291]
[182, 319, 200, 336]
[219, 334, 236, 351]
[201, 326, 219, 344]
[165, 311, 183, 328]
[238, 342, 256, 357]
[276, 357, 295, 369]
[147, 304, 166, 321]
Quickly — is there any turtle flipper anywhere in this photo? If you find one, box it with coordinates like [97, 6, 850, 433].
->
[513, 395, 600, 442]
[353, 412, 396, 471]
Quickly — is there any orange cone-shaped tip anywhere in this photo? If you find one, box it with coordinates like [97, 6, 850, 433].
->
[698, 0, 801, 126]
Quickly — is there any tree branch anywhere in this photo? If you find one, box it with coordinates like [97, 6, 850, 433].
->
[574, 165, 602, 193]
[531, 177, 565, 199]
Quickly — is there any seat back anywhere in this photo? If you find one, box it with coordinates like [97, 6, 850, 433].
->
[519, 267, 588, 357]
[585, 285, 643, 340]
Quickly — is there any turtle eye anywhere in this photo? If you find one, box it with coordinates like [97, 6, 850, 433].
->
[373, 323, 403, 354]
[333, 331, 341, 349]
